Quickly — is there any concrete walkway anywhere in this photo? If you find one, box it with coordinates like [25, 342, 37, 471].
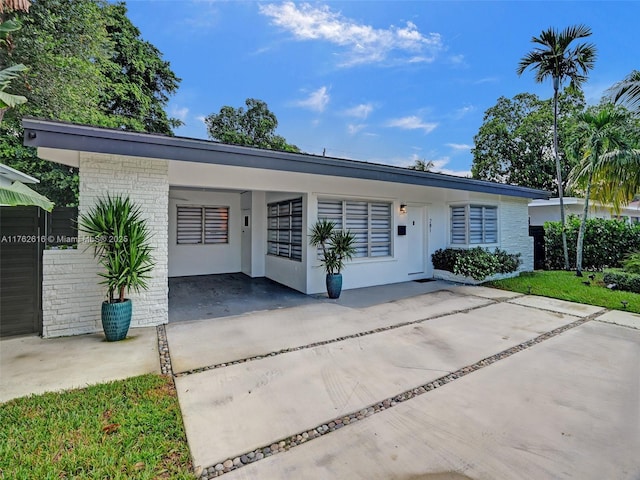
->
[0, 326, 159, 403]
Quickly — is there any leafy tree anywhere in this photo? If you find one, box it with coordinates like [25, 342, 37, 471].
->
[517, 24, 596, 270]
[471, 90, 584, 192]
[408, 159, 434, 172]
[605, 70, 640, 114]
[205, 98, 299, 152]
[567, 104, 640, 276]
[0, 0, 181, 206]
[99, 2, 182, 134]
[0, 0, 29, 123]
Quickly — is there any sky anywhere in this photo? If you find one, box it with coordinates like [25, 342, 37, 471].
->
[124, 0, 640, 177]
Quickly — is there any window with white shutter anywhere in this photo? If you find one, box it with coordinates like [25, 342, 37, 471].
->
[317, 199, 392, 258]
[267, 198, 303, 261]
[177, 206, 229, 244]
[450, 205, 498, 245]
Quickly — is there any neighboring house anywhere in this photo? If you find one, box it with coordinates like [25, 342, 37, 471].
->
[529, 197, 640, 226]
[0, 162, 38, 189]
[23, 118, 549, 337]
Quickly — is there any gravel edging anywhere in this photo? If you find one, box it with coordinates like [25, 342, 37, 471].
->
[197, 313, 599, 479]
[156, 324, 173, 375]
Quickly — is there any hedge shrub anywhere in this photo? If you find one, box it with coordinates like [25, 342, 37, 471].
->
[545, 217, 640, 270]
[603, 268, 640, 294]
[432, 247, 521, 281]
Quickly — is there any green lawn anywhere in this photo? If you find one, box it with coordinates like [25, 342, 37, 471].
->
[0, 374, 193, 479]
[488, 270, 640, 314]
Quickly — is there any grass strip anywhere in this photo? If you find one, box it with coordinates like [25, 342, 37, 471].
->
[488, 270, 640, 314]
[0, 374, 193, 479]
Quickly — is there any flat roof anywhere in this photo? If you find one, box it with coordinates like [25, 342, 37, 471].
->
[23, 117, 549, 200]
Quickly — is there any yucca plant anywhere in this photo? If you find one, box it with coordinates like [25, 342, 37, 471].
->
[79, 195, 154, 303]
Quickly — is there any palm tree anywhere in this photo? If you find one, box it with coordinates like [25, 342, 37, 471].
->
[517, 25, 596, 270]
[605, 70, 640, 114]
[568, 104, 640, 276]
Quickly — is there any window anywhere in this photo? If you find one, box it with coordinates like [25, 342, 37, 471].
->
[450, 205, 497, 245]
[317, 199, 392, 258]
[267, 198, 303, 261]
[177, 206, 229, 244]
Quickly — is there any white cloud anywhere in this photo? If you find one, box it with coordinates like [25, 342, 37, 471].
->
[386, 115, 438, 134]
[347, 123, 366, 135]
[429, 157, 471, 177]
[474, 76, 499, 84]
[295, 86, 330, 112]
[344, 103, 374, 119]
[259, 2, 443, 66]
[453, 105, 475, 119]
[446, 143, 472, 151]
[171, 106, 190, 122]
[196, 115, 207, 124]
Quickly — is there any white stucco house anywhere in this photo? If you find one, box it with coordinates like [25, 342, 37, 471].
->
[23, 118, 549, 337]
[529, 197, 640, 226]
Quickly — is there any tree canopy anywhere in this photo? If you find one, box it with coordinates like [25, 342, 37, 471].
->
[0, 0, 182, 206]
[471, 90, 585, 193]
[205, 98, 299, 152]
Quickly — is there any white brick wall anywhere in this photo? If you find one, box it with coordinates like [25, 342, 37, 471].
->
[500, 198, 534, 272]
[41, 153, 169, 338]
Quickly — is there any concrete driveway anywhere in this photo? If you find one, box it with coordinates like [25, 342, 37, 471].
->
[166, 285, 640, 479]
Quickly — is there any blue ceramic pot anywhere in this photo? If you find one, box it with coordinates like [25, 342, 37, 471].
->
[101, 299, 132, 342]
[326, 273, 343, 299]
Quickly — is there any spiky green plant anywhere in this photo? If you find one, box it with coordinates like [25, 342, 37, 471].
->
[309, 218, 356, 275]
[78, 195, 154, 303]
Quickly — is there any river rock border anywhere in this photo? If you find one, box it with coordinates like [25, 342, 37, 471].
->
[197, 313, 600, 479]
[156, 324, 172, 375]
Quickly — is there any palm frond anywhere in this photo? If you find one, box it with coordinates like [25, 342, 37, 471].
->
[0, 181, 54, 211]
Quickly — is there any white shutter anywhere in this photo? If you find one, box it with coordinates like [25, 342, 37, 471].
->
[204, 207, 229, 244]
[177, 206, 203, 244]
[451, 206, 467, 244]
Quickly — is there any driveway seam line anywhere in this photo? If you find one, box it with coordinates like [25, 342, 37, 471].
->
[196, 311, 602, 478]
[174, 299, 499, 377]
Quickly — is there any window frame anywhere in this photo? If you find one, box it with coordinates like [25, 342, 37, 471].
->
[267, 197, 303, 262]
[317, 198, 393, 259]
[176, 205, 229, 245]
[449, 204, 499, 246]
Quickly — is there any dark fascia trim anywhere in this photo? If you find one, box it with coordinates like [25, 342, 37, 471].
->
[22, 117, 550, 200]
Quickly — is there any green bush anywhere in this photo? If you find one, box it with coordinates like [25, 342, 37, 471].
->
[603, 268, 640, 294]
[622, 251, 640, 274]
[432, 247, 521, 281]
[545, 217, 640, 270]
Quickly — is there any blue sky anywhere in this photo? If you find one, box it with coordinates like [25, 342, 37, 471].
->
[124, 1, 640, 176]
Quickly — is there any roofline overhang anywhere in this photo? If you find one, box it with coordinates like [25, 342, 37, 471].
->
[0, 162, 39, 184]
[23, 117, 550, 200]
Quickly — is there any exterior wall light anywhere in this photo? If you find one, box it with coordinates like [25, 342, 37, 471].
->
[399, 203, 407, 214]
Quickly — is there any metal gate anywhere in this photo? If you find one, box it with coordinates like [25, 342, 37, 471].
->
[0, 206, 44, 337]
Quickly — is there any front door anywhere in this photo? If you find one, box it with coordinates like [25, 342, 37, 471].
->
[241, 209, 251, 275]
[407, 206, 425, 275]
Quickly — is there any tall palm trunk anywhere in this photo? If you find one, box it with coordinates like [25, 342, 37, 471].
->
[575, 170, 593, 276]
[553, 78, 570, 270]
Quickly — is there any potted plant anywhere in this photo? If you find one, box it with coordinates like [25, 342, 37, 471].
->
[309, 219, 357, 299]
[79, 195, 155, 341]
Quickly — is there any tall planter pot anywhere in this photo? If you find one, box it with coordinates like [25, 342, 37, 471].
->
[101, 299, 132, 342]
[326, 273, 343, 299]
